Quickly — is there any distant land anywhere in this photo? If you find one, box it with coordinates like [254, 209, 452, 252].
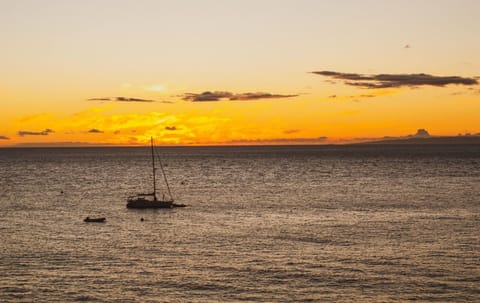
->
[360, 129, 480, 145]
[361, 136, 480, 145]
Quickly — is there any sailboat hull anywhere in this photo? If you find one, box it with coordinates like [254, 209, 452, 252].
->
[127, 199, 174, 209]
[84, 217, 106, 223]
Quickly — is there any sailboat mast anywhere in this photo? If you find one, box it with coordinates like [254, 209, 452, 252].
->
[157, 153, 173, 201]
[153, 142, 174, 201]
[151, 137, 157, 200]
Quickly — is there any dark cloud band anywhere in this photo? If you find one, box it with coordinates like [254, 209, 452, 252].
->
[18, 129, 54, 137]
[0, 135, 9, 140]
[312, 71, 478, 89]
[88, 97, 155, 102]
[182, 91, 298, 102]
[88, 129, 104, 133]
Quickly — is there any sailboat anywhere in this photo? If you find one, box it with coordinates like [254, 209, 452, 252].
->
[126, 137, 185, 209]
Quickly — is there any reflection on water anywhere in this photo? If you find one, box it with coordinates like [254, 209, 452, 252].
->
[0, 145, 479, 302]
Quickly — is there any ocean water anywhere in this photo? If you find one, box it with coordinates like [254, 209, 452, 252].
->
[0, 144, 479, 302]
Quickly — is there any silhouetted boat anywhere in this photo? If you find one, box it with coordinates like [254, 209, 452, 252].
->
[84, 217, 106, 223]
[127, 137, 186, 209]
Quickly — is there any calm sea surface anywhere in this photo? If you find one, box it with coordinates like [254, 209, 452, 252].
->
[0, 145, 479, 302]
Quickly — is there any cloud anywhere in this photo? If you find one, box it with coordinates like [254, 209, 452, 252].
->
[359, 94, 375, 98]
[88, 128, 104, 133]
[146, 85, 166, 92]
[283, 129, 300, 134]
[165, 126, 177, 131]
[18, 113, 54, 123]
[87, 97, 111, 101]
[18, 129, 54, 137]
[311, 71, 478, 89]
[115, 97, 155, 102]
[182, 91, 232, 102]
[87, 97, 155, 102]
[227, 136, 328, 145]
[182, 91, 298, 102]
[230, 92, 298, 101]
[323, 92, 388, 102]
[0, 135, 10, 140]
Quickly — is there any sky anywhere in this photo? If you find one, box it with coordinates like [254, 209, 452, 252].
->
[1, 0, 479, 146]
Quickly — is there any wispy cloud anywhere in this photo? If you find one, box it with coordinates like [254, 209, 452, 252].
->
[87, 97, 155, 102]
[87, 97, 111, 101]
[227, 136, 328, 145]
[324, 92, 388, 102]
[182, 91, 231, 102]
[87, 128, 104, 133]
[230, 92, 298, 101]
[0, 135, 9, 140]
[115, 97, 155, 102]
[182, 91, 298, 102]
[18, 113, 54, 123]
[146, 85, 166, 92]
[18, 129, 54, 137]
[311, 71, 478, 89]
[165, 126, 177, 131]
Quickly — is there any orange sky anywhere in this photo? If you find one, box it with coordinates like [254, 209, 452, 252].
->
[1, 1, 479, 146]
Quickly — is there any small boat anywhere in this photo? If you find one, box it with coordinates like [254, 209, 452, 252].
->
[84, 217, 106, 223]
[127, 137, 186, 209]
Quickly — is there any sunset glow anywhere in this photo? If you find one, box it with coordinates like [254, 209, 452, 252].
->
[1, 1, 479, 146]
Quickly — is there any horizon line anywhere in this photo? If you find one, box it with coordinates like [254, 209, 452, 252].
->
[1, 135, 480, 148]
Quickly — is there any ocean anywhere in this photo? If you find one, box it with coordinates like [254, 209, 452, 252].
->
[0, 144, 479, 302]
